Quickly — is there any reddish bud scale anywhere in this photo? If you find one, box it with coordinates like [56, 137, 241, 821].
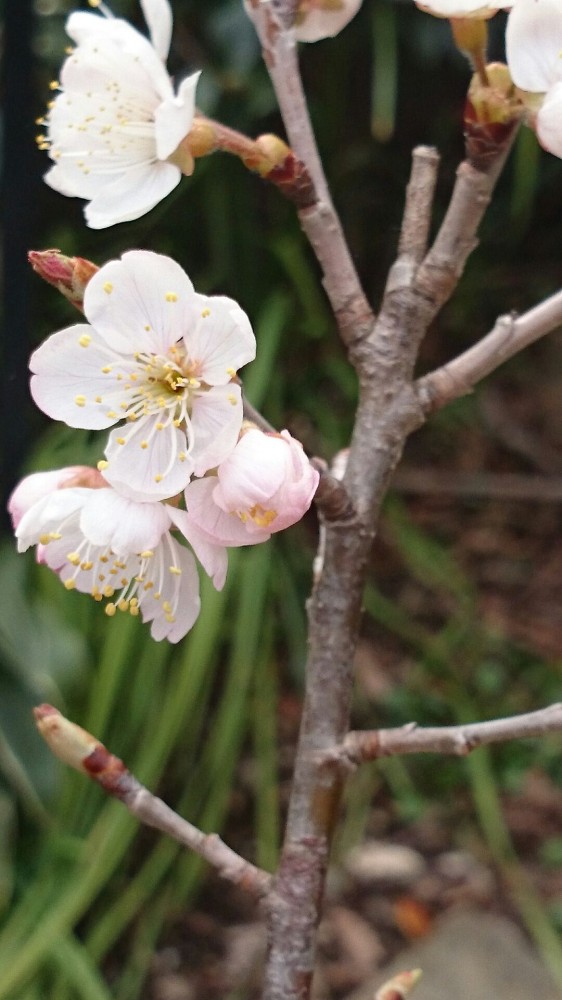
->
[266, 154, 316, 209]
[464, 100, 519, 172]
[83, 745, 130, 797]
[34, 704, 130, 798]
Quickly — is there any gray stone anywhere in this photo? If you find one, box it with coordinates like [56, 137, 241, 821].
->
[348, 909, 562, 1000]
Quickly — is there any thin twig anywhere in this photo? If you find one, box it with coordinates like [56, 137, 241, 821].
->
[33, 705, 272, 899]
[324, 704, 562, 767]
[397, 146, 440, 264]
[416, 287, 562, 413]
[245, 0, 375, 348]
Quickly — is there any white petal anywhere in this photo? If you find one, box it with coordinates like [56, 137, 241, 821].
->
[154, 72, 201, 160]
[140, 0, 173, 61]
[190, 384, 244, 476]
[15, 489, 88, 552]
[8, 467, 87, 528]
[416, 0, 507, 15]
[506, 0, 562, 93]
[103, 419, 194, 502]
[183, 294, 256, 385]
[79, 489, 172, 555]
[295, 0, 363, 41]
[537, 82, 562, 156]
[215, 430, 287, 510]
[85, 161, 181, 229]
[30, 325, 130, 430]
[84, 251, 196, 356]
[65, 13, 173, 99]
[140, 540, 201, 642]
[169, 505, 228, 589]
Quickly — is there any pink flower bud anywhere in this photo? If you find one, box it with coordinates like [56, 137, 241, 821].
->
[28, 250, 99, 310]
[183, 429, 319, 550]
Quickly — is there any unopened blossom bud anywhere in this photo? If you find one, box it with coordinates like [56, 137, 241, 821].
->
[182, 429, 319, 553]
[34, 704, 101, 772]
[28, 249, 98, 311]
[375, 968, 422, 1000]
[34, 704, 128, 793]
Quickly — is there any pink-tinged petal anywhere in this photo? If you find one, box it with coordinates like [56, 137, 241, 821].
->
[139, 539, 201, 642]
[85, 161, 181, 229]
[79, 489, 172, 555]
[30, 325, 131, 430]
[103, 420, 194, 502]
[183, 294, 256, 385]
[169, 505, 228, 589]
[213, 428, 319, 534]
[183, 477, 271, 547]
[84, 251, 195, 356]
[140, 0, 173, 60]
[536, 82, 562, 156]
[295, 0, 363, 40]
[155, 72, 200, 161]
[215, 430, 287, 511]
[506, 0, 562, 93]
[8, 467, 91, 529]
[190, 384, 244, 476]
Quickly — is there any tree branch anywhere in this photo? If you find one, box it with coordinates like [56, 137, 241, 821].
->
[244, 0, 375, 347]
[323, 704, 562, 768]
[33, 705, 272, 900]
[416, 287, 562, 413]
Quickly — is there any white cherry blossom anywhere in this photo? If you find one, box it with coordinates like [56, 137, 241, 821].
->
[183, 428, 319, 552]
[13, 474, 227, 643]
[506, 0, 562, 157]
[29, 251, 256, 503]
[41, 0, 200, 228]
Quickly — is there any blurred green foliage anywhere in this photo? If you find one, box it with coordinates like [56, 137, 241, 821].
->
[2, 0, 562, 995]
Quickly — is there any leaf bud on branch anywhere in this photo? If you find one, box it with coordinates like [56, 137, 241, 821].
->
[182, 116, 316, 207]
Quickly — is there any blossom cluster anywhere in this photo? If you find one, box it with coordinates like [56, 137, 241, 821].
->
[13, 0, 333, 643]
[11, 250, 319, 642]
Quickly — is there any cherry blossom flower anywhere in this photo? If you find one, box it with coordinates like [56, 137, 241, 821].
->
[243, 0, 362, 42]
[506, 0, 562, 157]
[12, 472, 227, 643]
[29, 251, 256, 503]
[183, 428, 319, 552]
[39, 0, 200, 228]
